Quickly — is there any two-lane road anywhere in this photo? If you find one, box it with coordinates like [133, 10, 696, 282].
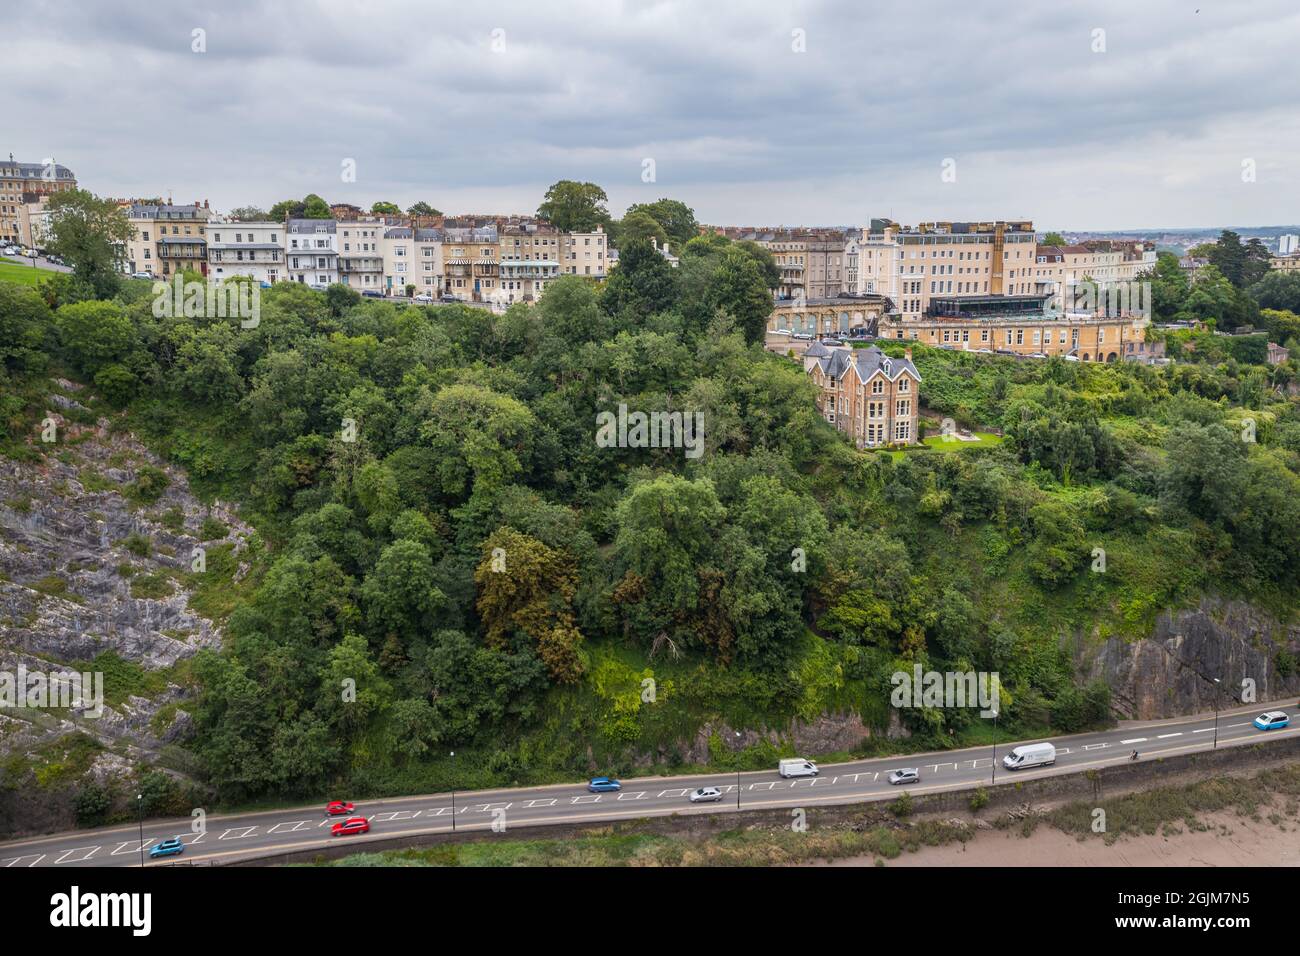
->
[3, 699, 1296, 867]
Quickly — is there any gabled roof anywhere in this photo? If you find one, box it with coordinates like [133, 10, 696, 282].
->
[814, 345, 921, 383]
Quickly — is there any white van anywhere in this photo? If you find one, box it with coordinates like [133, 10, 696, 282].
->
[1002, 743, 1056, 770]
[779, 758, 819, 778]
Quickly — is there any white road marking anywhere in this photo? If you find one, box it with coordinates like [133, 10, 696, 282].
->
[267, 820, 313, 833]
[1120, 738, 1147, 744]
[616, 792, 647, 800]
[570, 795, 601, 804]
[2, 854, 45, 867]
[1157, 733, 1182, 739]
[55, 846, 99, 864]
[658, 789, 688, 798]
[1193, 728, 1214, 733]
[521, 798, 557, 808]
[111, 841, 146, 856]
[218, 826, 258, 840]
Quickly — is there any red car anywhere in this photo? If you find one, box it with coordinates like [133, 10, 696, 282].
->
[325, 801, 355, 816]
[331, 816, 370, 836]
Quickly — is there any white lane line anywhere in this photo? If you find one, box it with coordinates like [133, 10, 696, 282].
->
[55, 846, 99, 864]
[218, 826, 258, 840]
[267, 820, 314, 833]
[111, 841, 146, 856]
[1082, 743, 1107, 750]
[521, 798, 557, 808]
[751, 782, 775, 791]
[617, 792, 647, 801]
[370, 810, 421, 822]
[1120, 738, 1147, 744]
[1157, 733, 1182, 739]
[658, 789, 688, 798]
[1193, 728, 1214, 733]
[2, 854, 45, 867]
[570, 795, 601, 804]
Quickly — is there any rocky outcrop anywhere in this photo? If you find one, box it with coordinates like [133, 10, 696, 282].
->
[1078, 598, 1300, 719]
[0, 385, 253, 771]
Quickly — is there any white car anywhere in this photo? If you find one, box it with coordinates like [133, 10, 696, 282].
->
[688, 787, 723, 803]
[413, 293, 434, 303]
[887, 768, 920, 786]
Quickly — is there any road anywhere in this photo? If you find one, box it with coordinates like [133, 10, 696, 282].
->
[3, 698, 1296, 868]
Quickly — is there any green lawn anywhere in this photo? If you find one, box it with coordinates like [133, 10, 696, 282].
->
[885, 431, 1002, 461]
[922, 431, 1003, 451]
[0, 258, 44, 285]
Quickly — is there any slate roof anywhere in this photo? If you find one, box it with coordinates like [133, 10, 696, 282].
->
[813, 345, 920, 383]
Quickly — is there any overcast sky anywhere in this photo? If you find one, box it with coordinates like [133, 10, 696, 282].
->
[4, 0, 1298, 230]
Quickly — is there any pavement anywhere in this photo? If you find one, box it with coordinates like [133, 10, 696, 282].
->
[2, 697, 1296, 868]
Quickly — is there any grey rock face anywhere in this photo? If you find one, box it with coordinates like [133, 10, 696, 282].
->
[0, 402, 253, 768]
[1080, 598, 1300, 719]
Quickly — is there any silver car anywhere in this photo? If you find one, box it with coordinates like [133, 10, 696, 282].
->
[887, 768, 920, 786]
[688, 787, 723, 803]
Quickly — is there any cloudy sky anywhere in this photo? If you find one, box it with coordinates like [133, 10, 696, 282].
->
[4, 0, 1298, 230]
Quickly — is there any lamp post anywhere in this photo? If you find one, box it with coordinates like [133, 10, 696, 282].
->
[990, 708, 998, 786]
[449, 751, 456, 833]
[137, 793, 145, 868]
[1212, 678, 1222, 750]
[735, 731, 742, 811]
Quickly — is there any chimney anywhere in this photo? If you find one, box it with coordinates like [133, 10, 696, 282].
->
[904, 347, 913, 362]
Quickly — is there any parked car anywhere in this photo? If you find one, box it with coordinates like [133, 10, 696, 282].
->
[439, 294, 458, 302]
[587, 776, 621, 793]
[778, 758, 818, 778]
[148, 837, 185, 859]
[131, 271, 156, 280]
[688, 787, 723, 803]
[821, 337, 843, 346]
[331, 816, 370, 836]
[325, 800, 355, 816]
[791, 332, 813, 341]
[1002, 742, 1057, 770]
[414, 292, 434, 303]
[1254, 711, 1290, 730]
[887, 768, 920, 786]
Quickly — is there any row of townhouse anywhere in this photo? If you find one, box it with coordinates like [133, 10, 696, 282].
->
[714, 219, 1156, 321]
[123, 202, 609, 303]
[0, 155, 77, 246]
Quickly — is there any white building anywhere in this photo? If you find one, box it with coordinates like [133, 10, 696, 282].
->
[207, 220, 283, 285]
[1280, 234, 1300, 257]
[337, 219, 384, 292]
[562, 226, 609, 278]
[285, 219, 339, 288]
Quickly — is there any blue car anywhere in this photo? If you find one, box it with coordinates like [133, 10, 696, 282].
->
[587, 777, 621, 793]
[1253, 711, 1290, 730]
[148, 837, 185, 859]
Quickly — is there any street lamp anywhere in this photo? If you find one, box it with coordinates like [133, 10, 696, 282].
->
[449, 751, 456, 833]
[1212, 678, 1222, 750]
[735, 731, 742, 810]
[137, 793, 144, 868]
[990, 708, 998, 786]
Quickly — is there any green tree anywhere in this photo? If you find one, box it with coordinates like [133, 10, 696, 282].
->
[371, 201, 401, 215]
[537, 180, 610, 232]
[624, 198, 698, 246]
[45, 189, 132, 298]
[407, 201, 442, 217]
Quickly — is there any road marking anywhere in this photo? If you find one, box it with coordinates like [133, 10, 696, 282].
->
[3, 854, 45, 867]
[218, 826, 258, 840]
[520, 799, 557, 808]
[55, 846, 99, 864]
[1157, 733, 1182, 739]
[110, 841, 146, 856]
[1193, 728, 1213, 733]
[616, 792, 647, 801]
[267, 820, 314, 833]
[658, 789, 688, 798]
[570, 795, 601, 804]
[1120, 738, 1147, 744]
